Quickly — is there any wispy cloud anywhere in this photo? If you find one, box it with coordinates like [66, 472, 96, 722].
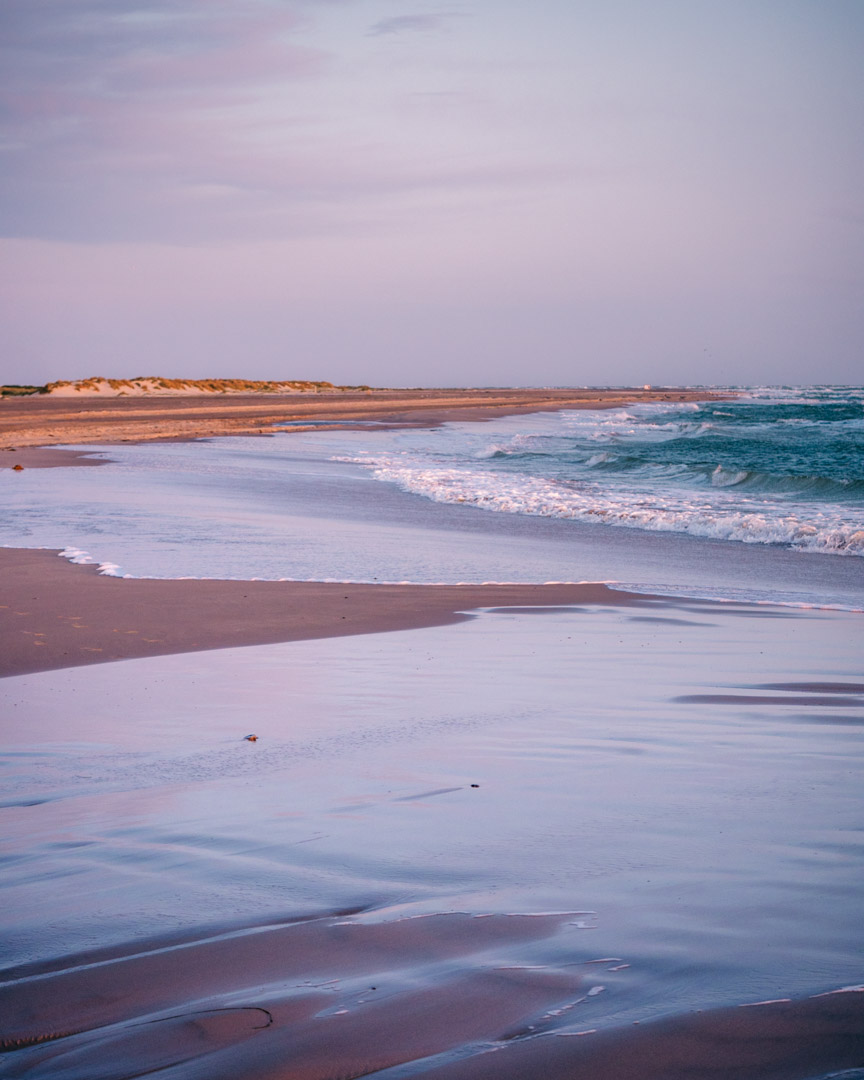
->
[367, 13, 457, 36]
[0, 0, 331, 242]
[0, 0, 542, 245]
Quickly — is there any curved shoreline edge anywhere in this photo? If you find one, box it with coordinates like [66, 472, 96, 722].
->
[0, 547, 683, 678]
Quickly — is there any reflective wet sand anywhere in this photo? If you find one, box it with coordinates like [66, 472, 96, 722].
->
[2, 600, 862, 1078]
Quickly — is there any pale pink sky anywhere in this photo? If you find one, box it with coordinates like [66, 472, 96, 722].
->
[1, 1, 861, 386]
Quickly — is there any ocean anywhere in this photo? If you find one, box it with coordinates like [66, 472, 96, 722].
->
[348, 386, 864, 556]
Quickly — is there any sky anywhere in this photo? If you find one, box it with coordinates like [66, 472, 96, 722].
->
[0, 0, 862, 388]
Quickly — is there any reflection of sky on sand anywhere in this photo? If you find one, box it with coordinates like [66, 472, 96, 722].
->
[2, 601, 863, 1028]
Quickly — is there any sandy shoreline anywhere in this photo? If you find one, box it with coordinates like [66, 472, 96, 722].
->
[0, 385, 724, 456]
[0, 546, 671, 678]
[0, 385, 713, 676]
[3, 389, 862, 1079]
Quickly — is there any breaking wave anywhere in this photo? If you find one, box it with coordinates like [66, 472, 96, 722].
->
[362, 462, 864, 555]
[343, 387, 864, 556]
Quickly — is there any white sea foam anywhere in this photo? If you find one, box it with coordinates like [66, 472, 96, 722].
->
[352, 457, 864, 556]
[59, 547, 96, 564]
[330, 387, 863, 558]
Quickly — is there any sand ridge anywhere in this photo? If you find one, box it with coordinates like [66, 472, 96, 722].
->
[0, 547, 679, 678]
[0, 386, 727, 451]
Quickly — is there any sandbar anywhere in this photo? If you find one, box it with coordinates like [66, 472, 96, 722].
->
[0, 546, 668, 678]
[0, 385, 725, 453]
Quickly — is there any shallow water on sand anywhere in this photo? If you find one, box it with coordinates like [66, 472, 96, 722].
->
[1, 600, 862, 1076]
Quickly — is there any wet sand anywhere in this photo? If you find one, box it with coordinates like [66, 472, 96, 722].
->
[0, 447, 109, 469]
[3, 907, 862, 1079]
[2, 585, 863, 1077]
[0, 386, 723, 451]
[1, 547, 664, 678]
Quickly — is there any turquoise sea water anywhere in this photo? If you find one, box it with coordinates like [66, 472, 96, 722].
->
[339, 386, 864, 557]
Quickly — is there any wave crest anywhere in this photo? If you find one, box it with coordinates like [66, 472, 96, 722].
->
[369, 463, 864, 556]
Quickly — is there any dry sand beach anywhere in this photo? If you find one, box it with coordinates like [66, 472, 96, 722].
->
[1, 387, 863, 1079]
[0, 385, 715, 458]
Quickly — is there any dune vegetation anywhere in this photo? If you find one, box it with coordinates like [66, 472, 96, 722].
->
[1, 377, 372, 398]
